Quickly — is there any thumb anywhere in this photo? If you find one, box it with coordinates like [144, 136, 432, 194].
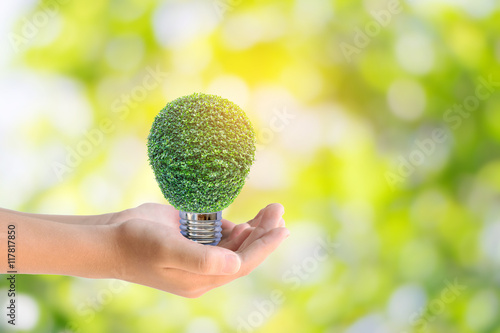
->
[166, 237, 241, 275]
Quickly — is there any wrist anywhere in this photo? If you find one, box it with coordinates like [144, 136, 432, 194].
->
[61, 223, 122, 279]
[93, 223, 124, 279]
[100, 212, 135, 280]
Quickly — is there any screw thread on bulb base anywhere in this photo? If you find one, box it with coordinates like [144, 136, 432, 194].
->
[179, 211, 222, 246]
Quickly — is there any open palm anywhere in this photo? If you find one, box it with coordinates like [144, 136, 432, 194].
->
[110, 203, 288, 297]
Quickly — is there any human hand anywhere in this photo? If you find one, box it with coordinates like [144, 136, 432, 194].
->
[112, 203, 289, 297]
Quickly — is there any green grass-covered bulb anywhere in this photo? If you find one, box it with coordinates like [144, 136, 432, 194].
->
[147, 93, 255, 245]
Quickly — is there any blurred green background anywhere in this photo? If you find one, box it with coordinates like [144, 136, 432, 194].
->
[1, 0, 500, 332]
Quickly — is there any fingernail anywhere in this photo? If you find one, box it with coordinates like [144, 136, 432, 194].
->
[223, 254, 240, 274]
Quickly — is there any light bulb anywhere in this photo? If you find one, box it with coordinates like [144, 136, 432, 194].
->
[147, 93, 256, 246]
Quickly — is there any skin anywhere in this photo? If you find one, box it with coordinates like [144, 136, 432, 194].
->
[0, 203, 289, 298]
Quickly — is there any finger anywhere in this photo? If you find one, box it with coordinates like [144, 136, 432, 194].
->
[237, 227, 290, 275]
[164, 227, 289, 296]
[165, 236, 241, 275]
[247, 208, 265, 227]
[254, 203, 284, 229]
[239, 203, 284, 250]
[174, 227, 289, 294]
[226, 222, 251, 242]
[221, 219, 235, 229]
[247, 203, 280, 227]
[220, 227, 254, 252]
[221, 219, 236, 239]
[218, 223, 247, 248]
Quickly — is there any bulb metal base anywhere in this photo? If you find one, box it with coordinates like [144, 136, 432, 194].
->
[179, 211, 222, 246]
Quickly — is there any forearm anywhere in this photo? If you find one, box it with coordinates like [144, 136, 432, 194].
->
[0, 207, 115, 225]
[0, 210, 119, 279]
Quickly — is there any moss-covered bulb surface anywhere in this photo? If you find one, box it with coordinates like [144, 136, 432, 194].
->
[148, 93, 256, 213]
